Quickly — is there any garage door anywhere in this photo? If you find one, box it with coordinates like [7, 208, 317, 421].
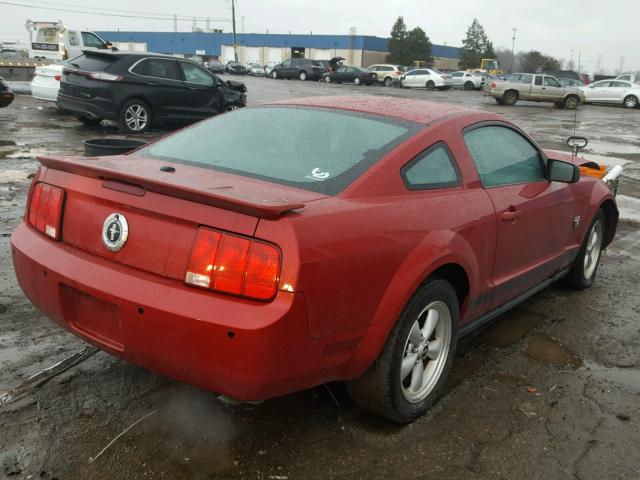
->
[313, 49, 331, 60]
[246, 47, 260, 64]
[267, 48, 282, 64]
[112, 41, 147, 52]
[221, 45, 236, 63]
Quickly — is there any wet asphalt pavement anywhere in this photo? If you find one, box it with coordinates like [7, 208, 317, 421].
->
[0, 76, 639, 479]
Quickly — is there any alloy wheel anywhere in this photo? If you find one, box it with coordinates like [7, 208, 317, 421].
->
[584, 219, 603, 280]
[124, 104, 148, 132]
[400, 301, 452, 403]
[624, 96, 638, 108]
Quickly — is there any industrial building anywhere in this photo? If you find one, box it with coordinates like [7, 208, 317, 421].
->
[96, 32, 461, 70]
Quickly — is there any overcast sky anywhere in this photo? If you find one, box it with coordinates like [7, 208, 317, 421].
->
[1, 0, 637, 73]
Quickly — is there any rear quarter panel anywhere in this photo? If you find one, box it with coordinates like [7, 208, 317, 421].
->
[256, 113, 500, 341]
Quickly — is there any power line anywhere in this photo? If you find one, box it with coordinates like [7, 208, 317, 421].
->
[0, 1, 230, 22]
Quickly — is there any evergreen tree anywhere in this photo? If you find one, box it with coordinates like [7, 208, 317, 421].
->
[459, 18, 495, 70]
[387, 16, 408, 64]
[386, 18, 433, 66]
[404, 27, 433, 66]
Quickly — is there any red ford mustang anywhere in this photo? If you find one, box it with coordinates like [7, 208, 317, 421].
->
[11, 96, 618, 423]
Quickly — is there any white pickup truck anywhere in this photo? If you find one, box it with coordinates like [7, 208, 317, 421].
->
[26, 20, 113, 61]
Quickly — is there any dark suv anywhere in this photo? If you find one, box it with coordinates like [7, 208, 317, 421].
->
[57, 51, 247, 133]
[270, 58, 326, 81]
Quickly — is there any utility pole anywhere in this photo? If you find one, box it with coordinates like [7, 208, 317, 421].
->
[231, 0, 238, 61]
[619, 56, 625, 73]
[206, 17, 210, 33]
[510, 28, 517, 73]
[241, 15, 245, 34]
[173, 14, 177, 33]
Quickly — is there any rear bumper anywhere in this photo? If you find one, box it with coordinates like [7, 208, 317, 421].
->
[11, 222, 358, 401]
[56, 93, 117, 120]
[30, 81, 59, 102]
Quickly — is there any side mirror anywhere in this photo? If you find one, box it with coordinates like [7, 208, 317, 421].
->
[548, 159, 580, 183]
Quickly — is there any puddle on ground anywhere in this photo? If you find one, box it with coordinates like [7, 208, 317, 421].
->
[480, 311, 548, 347]
[582, 361, 640, 392]
[526, 335, 583, 369]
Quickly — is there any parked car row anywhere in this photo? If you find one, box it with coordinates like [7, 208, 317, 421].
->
[485, 72, 640, 109]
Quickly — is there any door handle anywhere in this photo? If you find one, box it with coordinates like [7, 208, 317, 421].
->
[502, 209, 522, 221]
[147, 82, 158, 86]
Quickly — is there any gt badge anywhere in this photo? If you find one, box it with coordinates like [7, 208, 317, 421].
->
[102, 213, 129, 252]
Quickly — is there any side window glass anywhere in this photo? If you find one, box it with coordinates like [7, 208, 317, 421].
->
[534, 76, 543, 86]
[464, 126, 545, 188]
[520, 74, 533, 84]
[282, 59, 291, 66]
[81, 32, 105, 48]
[68, 31, 80, 47]
[543, 77, 561, 87]
[402, 143, 460, 190]
[149, 59, 180, 80]
[181, 62, 214, 85]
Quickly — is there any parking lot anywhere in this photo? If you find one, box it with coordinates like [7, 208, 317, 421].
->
[1, 77, 640, 479]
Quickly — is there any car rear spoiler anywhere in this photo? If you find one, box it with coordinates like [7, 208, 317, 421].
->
[38, 156, 305, 220]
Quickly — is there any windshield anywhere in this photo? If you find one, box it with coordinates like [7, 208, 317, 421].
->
[139, 106, 418, 195]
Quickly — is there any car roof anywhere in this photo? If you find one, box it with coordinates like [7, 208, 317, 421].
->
[265, 96, 499, 126]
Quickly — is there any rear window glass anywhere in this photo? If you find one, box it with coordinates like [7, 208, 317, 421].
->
[66, 53, 115, 71]
[139, 107, 418, 195]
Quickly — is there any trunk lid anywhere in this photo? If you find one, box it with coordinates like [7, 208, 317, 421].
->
[39, 155, 323, 281]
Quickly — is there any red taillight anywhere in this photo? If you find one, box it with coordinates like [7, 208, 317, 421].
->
[54, 74, 62, 81]
[185, 228, 281, 300]
[490, 82, 497, 89]
[27, 182, 64, 240]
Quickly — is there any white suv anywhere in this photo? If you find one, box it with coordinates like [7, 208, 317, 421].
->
[367, 64, 406, 87]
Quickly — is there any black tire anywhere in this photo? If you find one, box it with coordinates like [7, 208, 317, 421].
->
[347, 278, 459, 423]
[118, 99, 152, 134]
[564, 95, 579, 110]
[384, 76, 393, 87]
[623, 95, 639, 109]
[425, 80, 435, 90]
[565, 210, 605, 289]
[495, 97, 505, 105]
[76, 115, 102, 126]
[271, 70, 278, 79]
[503, 90, 518, 106]
[299, 70, 307, 81]
[464, 81, 474, 91]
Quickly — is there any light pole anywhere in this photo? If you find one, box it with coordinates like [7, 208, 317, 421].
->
[510, 28, 517, 73]
[231, 0, 238, 61]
